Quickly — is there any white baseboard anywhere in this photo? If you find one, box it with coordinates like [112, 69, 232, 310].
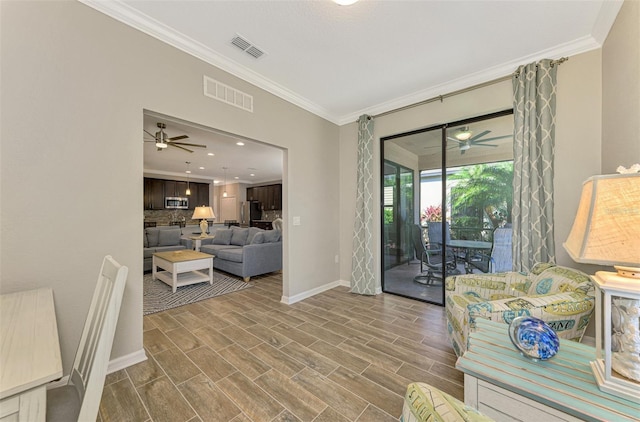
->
[281, 279, 349, 304]
[281, 279, 382, 304]
[107, 348, 148, 374]
[46, 348, 147, 390]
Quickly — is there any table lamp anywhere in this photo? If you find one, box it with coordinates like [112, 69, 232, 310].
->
[563, 166, 640, 403]
[192, 206, 215, 238]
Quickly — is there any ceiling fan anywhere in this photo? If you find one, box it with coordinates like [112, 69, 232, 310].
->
[448, 127, 511, 155]
[144, 122, 206, 153]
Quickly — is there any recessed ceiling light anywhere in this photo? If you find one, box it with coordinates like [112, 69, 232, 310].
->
[199, 167, 205, 170]
[234, 176, 239, 179]
[214, 180, 219, 184]
[185, 170, 191, 174]
[250, 174, 255, 177]
[207, 152, 215, 156]
[333, 0, 358, 5]
[236, 141, 245, 146]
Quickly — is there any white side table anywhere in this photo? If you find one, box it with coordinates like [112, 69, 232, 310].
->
[189, 235, 214, 252]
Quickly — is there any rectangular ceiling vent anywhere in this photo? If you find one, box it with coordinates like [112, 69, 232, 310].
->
[203, 76, 253, 113]
[231, 34, 265, 59]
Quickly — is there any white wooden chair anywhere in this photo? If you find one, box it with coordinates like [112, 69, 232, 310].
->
[46, 255, 128, 422]
[272, 218, 283, 231]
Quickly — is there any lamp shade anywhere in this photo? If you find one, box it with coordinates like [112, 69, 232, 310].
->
[563, 173, 640, 267]
[192, 206, 215, 220]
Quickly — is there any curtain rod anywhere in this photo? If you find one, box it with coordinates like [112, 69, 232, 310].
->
[372, 57, 568, 119]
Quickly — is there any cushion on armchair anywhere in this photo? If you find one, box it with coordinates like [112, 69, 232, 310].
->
[402, 382, 493, 422]
[445, 263, 595, 357]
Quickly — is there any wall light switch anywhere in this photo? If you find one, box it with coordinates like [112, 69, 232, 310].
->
[293, 216, 301, 226]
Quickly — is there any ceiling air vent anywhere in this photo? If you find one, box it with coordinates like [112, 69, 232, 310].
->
[231, 34, 265, 59]
[203, 76, 253, 113]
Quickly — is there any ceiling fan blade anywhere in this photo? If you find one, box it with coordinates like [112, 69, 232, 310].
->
[144, 129, 157, 138]
[469, 130, 491, 142]
[170, 142, 206, 148]
[475, 143, 498, 148]
[169, 143, 194, 153]
[168, 135, 189, 141]
[472, 134, 512, 143]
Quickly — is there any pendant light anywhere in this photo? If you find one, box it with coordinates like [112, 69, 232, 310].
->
[222, 167, 228, 197]
[185, 161, 191, 196]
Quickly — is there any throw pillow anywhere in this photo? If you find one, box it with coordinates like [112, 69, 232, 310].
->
[230, 227, 249, 246]
[213, 229, 233, 245]
[263, 229, 281, 243]
[158, 229, 181, 246]
[145, 228, 160, 247]
[247, 227, 263, 244]
[251, 232, 265, 244]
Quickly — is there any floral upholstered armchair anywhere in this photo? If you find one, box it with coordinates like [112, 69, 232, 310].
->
[445, 263, 595, 357]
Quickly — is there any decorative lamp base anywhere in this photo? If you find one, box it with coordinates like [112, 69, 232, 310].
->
[591, 359, 640, 404]
[199, 219, 208, 238]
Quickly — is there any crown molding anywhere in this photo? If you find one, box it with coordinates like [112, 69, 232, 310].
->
[339, 33, 606, 125]
[80, 0, 621, 128]
[79, 0, 340, 124]
[591, 0, 624, 44]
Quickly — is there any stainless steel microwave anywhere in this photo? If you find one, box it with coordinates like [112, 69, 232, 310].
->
[165, 197, 188, 209]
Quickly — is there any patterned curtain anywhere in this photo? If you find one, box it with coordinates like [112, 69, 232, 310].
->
[512, 59, 558, 272]
[351, 115, 376, 295]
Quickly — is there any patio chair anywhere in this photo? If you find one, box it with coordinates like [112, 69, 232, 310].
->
[46, 255, 129, 422]
[469, 227, 513, 273]
[411, 224, 458, 285]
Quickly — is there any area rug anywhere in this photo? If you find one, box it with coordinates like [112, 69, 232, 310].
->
[143, 272, 252, 315]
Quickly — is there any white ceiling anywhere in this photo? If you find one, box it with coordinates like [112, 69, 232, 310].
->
[86, 0, 621, 183]
[83, 0, 621, 125]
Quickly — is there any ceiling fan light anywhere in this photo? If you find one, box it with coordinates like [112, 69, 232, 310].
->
[460, 143, 471, 151]
[156, 141, 168, 148]
[455, 129, 472, 141]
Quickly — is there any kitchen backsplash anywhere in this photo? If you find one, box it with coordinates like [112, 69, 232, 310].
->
[145, 208, 282, 225]
[262, 210, 282, 221]
[144, 209, 199, 226]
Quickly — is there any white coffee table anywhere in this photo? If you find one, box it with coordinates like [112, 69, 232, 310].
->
[152, 250, 214, 293]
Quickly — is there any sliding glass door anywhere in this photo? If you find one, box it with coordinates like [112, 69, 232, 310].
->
[381, 110, 513, 305]
[383, 161, 414, 271]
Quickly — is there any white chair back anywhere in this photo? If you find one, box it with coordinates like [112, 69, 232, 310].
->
[47, 255, 128, 422]
[272, 218, 283, 231]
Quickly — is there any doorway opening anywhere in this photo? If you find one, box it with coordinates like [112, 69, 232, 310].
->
[142, 110, 287, 311]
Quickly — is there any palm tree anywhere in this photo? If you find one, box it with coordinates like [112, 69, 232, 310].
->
[448, 162, 513, 230]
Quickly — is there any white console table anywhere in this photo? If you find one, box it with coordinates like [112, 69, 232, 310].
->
[456, 318, 640, 421]
[0, 288, 62, 421]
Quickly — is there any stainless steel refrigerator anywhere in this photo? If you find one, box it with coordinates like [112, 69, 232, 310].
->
[241, 200, 262, 226]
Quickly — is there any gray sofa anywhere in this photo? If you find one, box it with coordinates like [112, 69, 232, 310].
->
[143, 226, 190, 272]
[200, 226, 282, 281]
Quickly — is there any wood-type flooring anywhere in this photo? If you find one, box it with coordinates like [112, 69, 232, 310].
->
[97, 273, 462, 422]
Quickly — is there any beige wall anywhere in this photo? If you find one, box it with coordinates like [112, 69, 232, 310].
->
[602, 0, 640, 172]
[1, 1, 340, 373]
[339, 49, 605, 285]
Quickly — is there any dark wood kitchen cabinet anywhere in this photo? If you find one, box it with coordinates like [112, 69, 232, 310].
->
[246, 184, 282, 210]
[190, 183, 210, 209]
[144, 178, 165, 210]
[165, 180, 189, 198]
